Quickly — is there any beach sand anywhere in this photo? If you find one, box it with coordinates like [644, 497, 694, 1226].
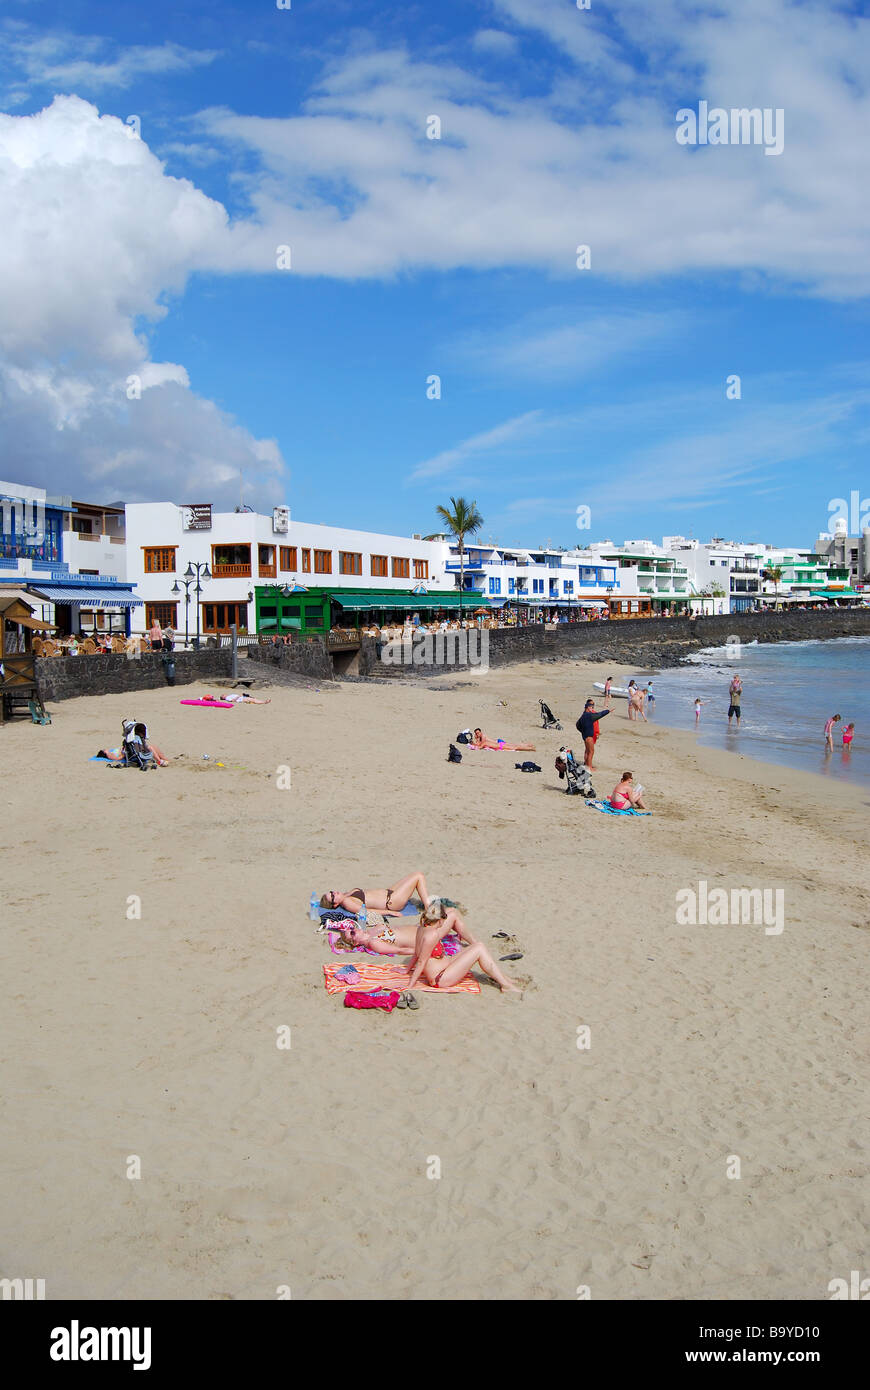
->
[2, 659, 868, 1300]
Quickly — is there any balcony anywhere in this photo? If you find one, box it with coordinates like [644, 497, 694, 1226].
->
[212, 563, 252, 579]
[258, 563, 277, 580]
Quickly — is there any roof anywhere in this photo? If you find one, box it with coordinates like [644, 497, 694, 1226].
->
[331, 589, 488, 612]
[34, 584, 142, 608]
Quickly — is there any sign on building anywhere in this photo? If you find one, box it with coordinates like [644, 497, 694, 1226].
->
[181, 504, 212, 531]
[272, 506, 290, 534]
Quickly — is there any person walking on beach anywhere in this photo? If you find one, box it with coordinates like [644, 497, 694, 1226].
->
[645, 681, 655, 709]
[824, 713, 841, 751]
[577, 698, 609, 769]
[629, 686, 647, 722]
[626, 680, 638, 720]
[728, 675, 742, 727]
[603, 676, 613, 707]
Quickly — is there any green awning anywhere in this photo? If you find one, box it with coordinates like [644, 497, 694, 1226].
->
[809, 589, 862, 598]
[332, 591, 487, 612]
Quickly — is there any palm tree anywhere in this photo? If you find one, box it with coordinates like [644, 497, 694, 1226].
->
[435, 496, 484, 622]
[762, 565, 783, 608]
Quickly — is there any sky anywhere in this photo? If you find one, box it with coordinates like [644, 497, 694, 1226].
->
[0, 0, 868, 551]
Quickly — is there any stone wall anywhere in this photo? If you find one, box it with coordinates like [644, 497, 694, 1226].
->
[365, 606, 870, 676]
[36, 648, 232, 702]
[245, 638, 335, 681]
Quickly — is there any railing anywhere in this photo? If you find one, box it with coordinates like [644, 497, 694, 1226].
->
[75, 532, 100, 542]
[258, 563, 277, 579]
[212, 563, 252, 578]
[327, 630, 361, 649]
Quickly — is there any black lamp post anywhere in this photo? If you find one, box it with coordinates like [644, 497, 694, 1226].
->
[171, 562, 211, 648]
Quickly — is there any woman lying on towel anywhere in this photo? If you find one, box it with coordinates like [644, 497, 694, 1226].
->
[335, 901, 474, 956]
[406, 902, 521, 994]
[610, 770, 648, 811]
[471, 728, 536, 751]
[321, 871, 431, 917]
[203, 692, 271, 704]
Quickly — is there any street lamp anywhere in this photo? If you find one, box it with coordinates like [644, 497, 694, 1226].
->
[171, 561, 210, 648]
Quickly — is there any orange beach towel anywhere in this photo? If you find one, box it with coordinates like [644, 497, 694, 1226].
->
[323, 961, 480, 996]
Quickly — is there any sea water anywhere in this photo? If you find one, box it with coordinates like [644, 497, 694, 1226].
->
[632, 635, 870, 786]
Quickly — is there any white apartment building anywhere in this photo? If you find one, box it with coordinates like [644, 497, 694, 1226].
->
[0, 477, 137, 633]
[575, 539, 692, 615]
[124, 502, 459, 639]
[438, 539, 620, 615]
[663, 536, 766, 614]
[814, 517, 870, 593]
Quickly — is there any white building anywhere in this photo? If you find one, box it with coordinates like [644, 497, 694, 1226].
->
[437, 538, 620, 616]
[124, 502, 459, 639]
[0, 478, 137, 633]
[662, 536, 765, 614]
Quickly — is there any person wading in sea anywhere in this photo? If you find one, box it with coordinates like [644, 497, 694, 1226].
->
[728, 675, 742, 728]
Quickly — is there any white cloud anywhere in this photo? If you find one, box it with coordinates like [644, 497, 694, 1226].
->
[0, 27, 219, 96]
[0, 96, 284, 506]
[410, 411, 544, 481]
[450, 311, 684, 380]
[190, 0, 870, 296]
[471, 30, 520, 58]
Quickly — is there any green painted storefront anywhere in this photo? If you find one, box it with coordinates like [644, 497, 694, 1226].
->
[254, 585, 489, 636]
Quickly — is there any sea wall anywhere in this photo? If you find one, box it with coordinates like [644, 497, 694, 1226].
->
[36, 648, 232, 702]
[245, 638, 336, 681]
[366, 607, 870, 676]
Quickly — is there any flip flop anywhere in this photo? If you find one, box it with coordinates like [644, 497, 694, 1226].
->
[492, 931, 511, 939]
[499, 952, 524, 961]
[405, 993, 420, 1010]
[396, 992, 409, 1008]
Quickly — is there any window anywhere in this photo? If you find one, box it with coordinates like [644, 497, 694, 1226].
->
[508, 578, 516, 594]
[371, 554, 388, 577]
[340, 551, 362, 576]
[304, 604, 325, 629]
[314, 549, 332, 574]
[279, 546, 297, 571]
[488, 577, 501, 595]
[258, 545, 276, 577]
[146, 602, 178, 629]
[301, 548, 311, 573]
[211, 544, 251, 576]
[143, 546, 177, 573]
[413, 559, 429, 580]
[79, 569, 99, 576]
[72, 516, 93, 534]
[202, 601, 249, 633]
[532, 579, 544, 594]
[392, 557, 410, 578]
[563, 580, 574, 594]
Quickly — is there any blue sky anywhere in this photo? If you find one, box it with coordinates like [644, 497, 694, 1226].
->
[0, 0, 868, 550]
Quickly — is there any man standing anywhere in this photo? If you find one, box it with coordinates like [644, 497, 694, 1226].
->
[728, 675, 742, 727]
[577, 699, 610, 769]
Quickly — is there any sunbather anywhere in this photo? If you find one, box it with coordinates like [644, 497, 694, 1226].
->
[406, 908, 521, 993]
[610, 770, 648, 811]
[471, 728, 536, 751]
[334, 902, 474, 956]
[321, 871, 431, 916]
[203, 691, 271, 704]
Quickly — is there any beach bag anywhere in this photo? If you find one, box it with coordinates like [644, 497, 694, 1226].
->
[447, 744, 462, 763]
[456, 730, 472, 744]
[344, 989, 400, 1012]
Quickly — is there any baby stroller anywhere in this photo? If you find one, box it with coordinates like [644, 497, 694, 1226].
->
[120, 719, 157, 771]
[540, 700, 563, 731]
[555, 746, 594, 798]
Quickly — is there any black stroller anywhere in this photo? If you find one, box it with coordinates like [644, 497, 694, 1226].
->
[555, 746, 595, 798]
[539, 700, 563, 731]
[120, 719, 158, 771]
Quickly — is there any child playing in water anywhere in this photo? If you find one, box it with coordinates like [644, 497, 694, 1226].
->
[842, 722, 855, 748]
[824, 713, 841, 750]
[694, 697, 706, 724]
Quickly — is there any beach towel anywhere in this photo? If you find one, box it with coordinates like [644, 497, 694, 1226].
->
[585, 799, 651, 817]
[180, 699, 234, 708]
[323, 962, 480, 995]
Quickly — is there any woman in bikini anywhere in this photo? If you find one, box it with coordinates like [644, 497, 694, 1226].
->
[320, 871, 431, 917]
[335, 903, 475, 956]
[471, 728, 536, 751]
[406, 902, 521, 994]
[610, 770, 648, 811]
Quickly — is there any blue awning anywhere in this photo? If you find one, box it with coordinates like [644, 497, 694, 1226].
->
[33, 585, 142, 607]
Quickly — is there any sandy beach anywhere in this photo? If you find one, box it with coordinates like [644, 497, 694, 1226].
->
[2, 658, 868, 1301]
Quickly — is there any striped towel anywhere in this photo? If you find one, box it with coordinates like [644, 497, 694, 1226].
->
[323, 962, 480, 995]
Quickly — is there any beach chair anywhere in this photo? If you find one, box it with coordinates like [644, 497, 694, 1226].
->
[29, 698, 51, 725]
[80, 638, 97, 655]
